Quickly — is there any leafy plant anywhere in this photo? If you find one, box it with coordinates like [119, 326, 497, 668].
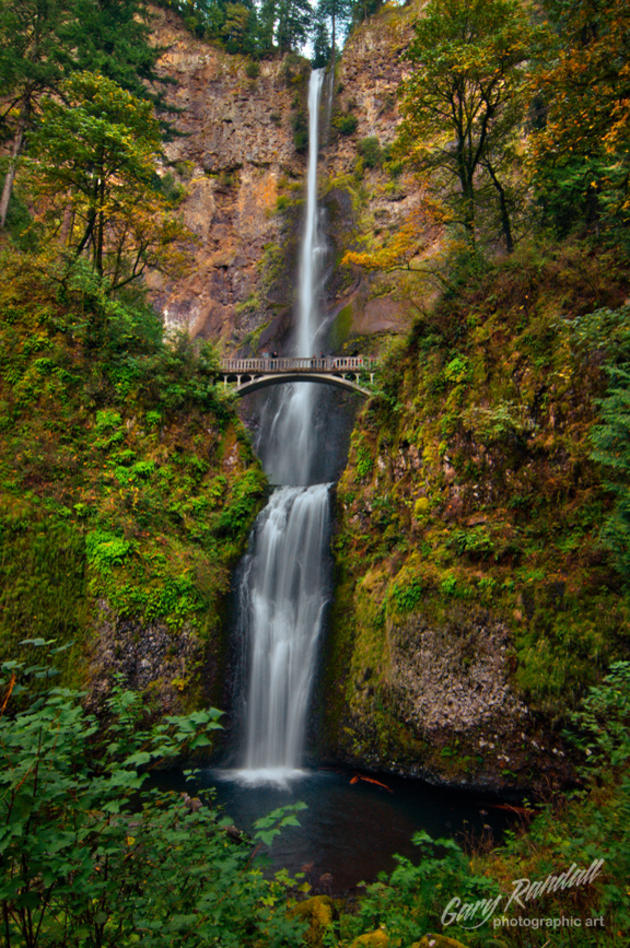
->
[357, 136, 382, 169]
[0, 650, 307, 948]
[333, 111, 358, 136]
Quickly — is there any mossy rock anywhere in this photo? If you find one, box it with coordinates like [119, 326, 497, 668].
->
[350, 929, 389, 947]
[290, 896, 334, 944]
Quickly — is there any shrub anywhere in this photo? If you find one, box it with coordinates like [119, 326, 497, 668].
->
[0, 651, 308, 947]
[245, 60, 260, 79]
[357, 136, 382, 168]
[334, 112, 358, 136]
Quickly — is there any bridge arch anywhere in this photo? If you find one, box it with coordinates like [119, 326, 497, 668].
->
[234, 372, 372, 397]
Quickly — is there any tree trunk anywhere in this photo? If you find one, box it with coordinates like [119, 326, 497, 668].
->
[332, 11, 336, 64]
[0, 106, 28, 229]
[486, 160, 514, 253]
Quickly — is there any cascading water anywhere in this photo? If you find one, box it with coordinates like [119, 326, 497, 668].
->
[234, 70, 331, 784]
[190, 69, 514, 887]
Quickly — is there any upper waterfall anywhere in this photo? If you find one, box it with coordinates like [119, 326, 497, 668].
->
[257, 68, 326, 488]
[297, 68, 325, 358]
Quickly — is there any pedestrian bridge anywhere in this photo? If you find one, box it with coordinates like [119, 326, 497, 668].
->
[219, 356, 377, 396]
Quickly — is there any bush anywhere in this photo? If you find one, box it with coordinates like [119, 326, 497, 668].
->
[334, 112, 358, 136]
[292, 110, 308, 152]
[357, 136, 382, 168]
[0, 650, 307, 948]
[245, 60, 260, 79]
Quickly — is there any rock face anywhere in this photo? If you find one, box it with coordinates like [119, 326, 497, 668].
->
[146, 6, 304, 351]
[146, 3, 440, 358]
[320, 1, 444, 353]
[326, 597, 552, 792]
[87, 602, 200, 713]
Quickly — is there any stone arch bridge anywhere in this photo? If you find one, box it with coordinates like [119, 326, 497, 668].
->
[219, 356, 377, 397]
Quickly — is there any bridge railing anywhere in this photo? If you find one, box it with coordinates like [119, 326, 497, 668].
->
[220, 356, 376, 373]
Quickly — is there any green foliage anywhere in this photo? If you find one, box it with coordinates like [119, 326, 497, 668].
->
[333, 111, 358, 136]
[0, 650, 307, 948]
[574, 305, 630, 583]
[569, 660, 630, 771]
[337, 831, 498, 945]
[292, 108, 309, 153]
[357, 136, 382, 169]
[449, 526, 493, 559]
[442, 355, 471, 385]
[0, 0, 166, 230]
[0, 250, 265, 680]
[389, 576, 424, 614]
[531, 0, 630, 240]
[398, 0, 542, 250]
[354, 443, 373, 481]
[591, 367, 630, 581]
[86, 530, 134, 570]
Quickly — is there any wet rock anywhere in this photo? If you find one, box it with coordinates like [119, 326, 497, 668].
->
[86, 600, 199, 713]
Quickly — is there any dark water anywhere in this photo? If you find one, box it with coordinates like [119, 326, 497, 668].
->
[165, 765, 516, 893]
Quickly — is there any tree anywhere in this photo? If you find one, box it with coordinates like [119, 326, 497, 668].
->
[65, 0, 164, 101]
[531, 0, 630, 238]
[318, 0, 353, 65]
[275, 0, 313, 53]
[28, 71, 188, 289]
[311, 9, 331, 67]
[397, 0, 538, 251]
[0, 0, 71, 227]
[0, 0, 166, 231]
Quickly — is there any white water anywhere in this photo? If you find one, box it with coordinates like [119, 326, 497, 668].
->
[238, 484, 330, 781]
[234, 70, 330, 786]
[263, 68, 326, 488]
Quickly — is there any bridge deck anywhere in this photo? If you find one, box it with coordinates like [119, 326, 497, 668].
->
[220, 356, 375, 375]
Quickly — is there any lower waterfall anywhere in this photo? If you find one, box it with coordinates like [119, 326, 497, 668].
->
[238, 484, 331, 781]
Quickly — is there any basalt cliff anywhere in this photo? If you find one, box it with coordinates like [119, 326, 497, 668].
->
[142, 3, 630, 793]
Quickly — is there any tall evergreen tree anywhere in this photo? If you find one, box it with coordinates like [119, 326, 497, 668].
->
[311, 11, 331, 67]
[66, 0, 163, 100]
[0, 0, 71, 227]
[275, 0, 313, 53]
[318, 0, 352, 64]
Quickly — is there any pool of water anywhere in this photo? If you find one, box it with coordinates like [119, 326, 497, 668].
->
[166, 765, 516, 893]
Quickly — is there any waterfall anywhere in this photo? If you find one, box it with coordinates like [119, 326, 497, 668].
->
[239, 485, 330, 778]
[261, 68, 326, 488]
[233, 70, 331, 784]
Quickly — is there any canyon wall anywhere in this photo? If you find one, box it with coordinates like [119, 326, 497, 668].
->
[147, 3, 437, 358]
[147, 6, 306, 353]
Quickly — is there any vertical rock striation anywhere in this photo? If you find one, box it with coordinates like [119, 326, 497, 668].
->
[147, 6, 304, 351]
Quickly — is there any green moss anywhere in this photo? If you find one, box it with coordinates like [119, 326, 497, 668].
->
[327, 239, 630, 778]
[0, 250, 266, 702]
[330, 304, 354, 350]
